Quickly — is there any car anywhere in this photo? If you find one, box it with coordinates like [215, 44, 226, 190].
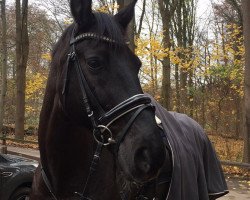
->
[0, 153, 38, 200]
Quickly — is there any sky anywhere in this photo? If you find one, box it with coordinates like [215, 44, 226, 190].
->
[7, 0, 214, 16]
[6, 0, 216, 33]
[6, 0, 215, 18]
[197, 0, 213, 18]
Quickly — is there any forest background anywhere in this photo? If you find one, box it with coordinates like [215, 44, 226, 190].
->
[0, 0, 250, 168]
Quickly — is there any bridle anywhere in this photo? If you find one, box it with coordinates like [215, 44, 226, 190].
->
[41, 26, 155, 200]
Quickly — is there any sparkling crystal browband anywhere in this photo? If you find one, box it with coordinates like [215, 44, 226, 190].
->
[71, 32, 117, 44]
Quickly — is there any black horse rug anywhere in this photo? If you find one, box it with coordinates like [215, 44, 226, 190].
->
[147, 94, 229, 200]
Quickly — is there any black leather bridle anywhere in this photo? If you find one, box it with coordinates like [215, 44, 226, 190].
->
[41, 27, 155, 200]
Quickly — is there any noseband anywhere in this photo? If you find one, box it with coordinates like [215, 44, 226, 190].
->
[42, 27, 155, 200]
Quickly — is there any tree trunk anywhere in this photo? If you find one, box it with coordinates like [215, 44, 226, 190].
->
[201, 84, 206, 128]
[0, 0, 8, 135]
[234, 95, 242, 138]
[175, 63, 180, 112]
[188, 71, 194, 117]
[136, 0, 146, 37]
[158, 0, 172, 110]
[180, 70, 187, 112]
[242, 0, 250, 163]
[15, 0, 29, 140]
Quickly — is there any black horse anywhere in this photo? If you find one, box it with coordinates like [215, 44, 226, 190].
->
[30, 0, 228, 200]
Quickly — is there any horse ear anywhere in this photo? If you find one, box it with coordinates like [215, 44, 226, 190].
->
[70, 0, 93, 29]
[114, 0, 137, 30]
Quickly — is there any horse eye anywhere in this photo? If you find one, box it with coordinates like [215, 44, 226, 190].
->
[87, 59, 102, 70]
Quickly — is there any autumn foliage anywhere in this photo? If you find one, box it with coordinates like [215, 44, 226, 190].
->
[0, 0, 248, 163]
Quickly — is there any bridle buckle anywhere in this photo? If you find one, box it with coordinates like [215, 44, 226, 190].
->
[68, 51, 76, 60]
[93, 125, 116, 146]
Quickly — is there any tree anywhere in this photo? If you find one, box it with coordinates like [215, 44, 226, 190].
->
[242, 0, 250, 163]
[15, 0, 29, 139]
[38, 0, 71, 33]
[172, 0, 197, 115]
[213, 0, 242, 26]
[158, 0, 175, 110]
[0, 0, 7, 135]
[213, 0, 244, 137]
[0, 3, 62, 129]
[158, 0, 197, 112]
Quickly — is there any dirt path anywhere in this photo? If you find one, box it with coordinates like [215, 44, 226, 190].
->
[221, 176, 250, 200]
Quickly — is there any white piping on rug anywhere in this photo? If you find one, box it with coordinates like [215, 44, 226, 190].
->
[155, 115, 174, 200]
[208, 190, 229, 196]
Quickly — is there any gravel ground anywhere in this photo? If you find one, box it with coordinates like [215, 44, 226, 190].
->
[221, 176, 250, 200]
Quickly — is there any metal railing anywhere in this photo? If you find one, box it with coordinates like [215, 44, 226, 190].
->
[0, 134, 38, 145]
[221, 160, 250, 169]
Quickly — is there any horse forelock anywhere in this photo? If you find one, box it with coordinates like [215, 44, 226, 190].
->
[51, 12, 125, 71]
[93, 12, 125, 45]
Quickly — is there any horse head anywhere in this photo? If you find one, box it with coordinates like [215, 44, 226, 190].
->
[60, 0, 166, 185]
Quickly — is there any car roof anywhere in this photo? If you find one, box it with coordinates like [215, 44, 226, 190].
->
[0, 154, 37, 164]
[0, 154, 9, 163]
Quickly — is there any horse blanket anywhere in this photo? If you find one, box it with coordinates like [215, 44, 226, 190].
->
[147, 94, 229, 200]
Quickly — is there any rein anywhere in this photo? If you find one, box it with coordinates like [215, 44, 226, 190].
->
[41, 28, 154, 200]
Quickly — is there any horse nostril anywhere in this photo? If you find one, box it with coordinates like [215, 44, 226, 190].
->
[134, 145, 165, 181]
[134, 148, 152, 175]
[138, 161, 151, 174]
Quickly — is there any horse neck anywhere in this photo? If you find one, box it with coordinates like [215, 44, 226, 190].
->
[38, 92, 98, 194]
[38, 101, 118, 198]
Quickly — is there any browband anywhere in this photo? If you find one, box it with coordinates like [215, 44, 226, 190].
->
[70, 32, 130, 45]
[70, 32, 117, 45]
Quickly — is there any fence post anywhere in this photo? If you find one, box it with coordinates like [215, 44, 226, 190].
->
[3, 132, 6, 145]
[0, 133, 7, 154]
[0, 145, 7, 154]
